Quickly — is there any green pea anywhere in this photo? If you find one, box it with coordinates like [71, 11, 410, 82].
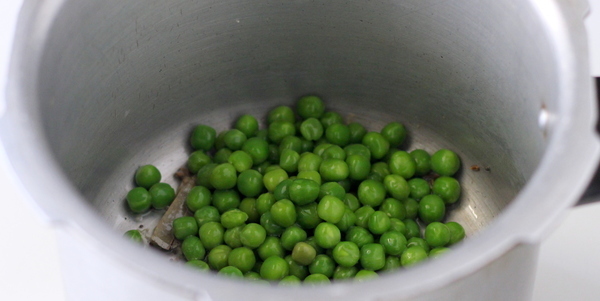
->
[424, 222, 450, 248]
[317, 195, 346, 224]
[256, 192, 276, 215]
[255, 129, 268, 141]
[263, 168, 289, 192]
[223, 129, 247, 151]
[279, 275, 302, 285]
[297, 95, 325, 119]
[380, 231, 407, 256]
[194, 206, 220, 226]
[344, 144, 371, 161]
[208, 245, 232, 270]
[240, 223, 267, 249]
[309, 254, 336, 278]
[333, 266, 358, 280]
[190, 124, 217, 151]
[210, 163, 237, 190]
[404, 198, 419, 219]
[332, 241, 360, 267]
[429, 247, 450, 258]
[186, 260, 210, 271]
[318, 183, 344, 200]
[182, 236, 206, 261]
[260, 256, 290, 280]
[358, 179, 386, 207]
[268, 121, 296, 144]
[403, 219, 421, 240]
[279, 136, 303, 154]
[419, 195, 446, 224]
[300, 138, 314, 153]
[354, 205, 375, 228]
[213, 148, 232, 164]
[355, 270, 379, 281]
[345, 226, 374, 248]
[288, 179, 320, 205]
[346, 154, 371, 181]
[381, 256, 402, 272]
[381, 174, 409, 201]
[221, 209, 248, 229]
[280, 226, 308, 251]
[325, 123, 350, 147]
[227, 150, 253, 173]
[297, 170, 322, 185]
[407, 237, 430, 253]
[401, 246, 428, 267]
[321, 145, 346, 161]
[244, 271, 263, 280]
[296, 203, 322, 229]
[242, 137, 269, 165]
[371, 162, 391, 179]
[313, 143, 333, 157]
[300, 118, 324, 141]
[388, 151, 416, 179]
[368, 211, 391, 234]
[319, 159, 349, 182]
[187, 151, 212, 174]
[280, 149, 300, 173]
[389, 218, 407, 235]
[360, 243, 386, 271]
[342, 193, 360, 211]
[126, 187, 152, 213]
[410, 149, 431, 176]
[366, 172, 383, 182]
[199, 221, 225, 250]
[224, 226, 244, 248]
[257, 237, 285, 260]
[445, 221, 466, 245]
[134, 164, 161, 190]
[173, 216, 198, 240]
[431, 149, 461, 176]
[433, 176, 461, 204]
[362, 132, 389, 160]
[408, 178, 431, 200]
[348, 122, 367, 144]
[285, 255, 309, 279]
[273, 179, 293, 201]
[215, 130, 227, 150]
[380, 198, 407, 220]
[320, 111, 344, 129]
[270, 199, 297, 227]
[314, 222, 341, 249]
[335, 208, 357, 232]
[212, 189, 241, 213]
[236, 170, 264, 198]
[186, 186, 212, 212]
[381, 122, 407, 148]
[268, 105, 296, 124]
[304, 273, 331, 285]
[291, 241, 317, 266]
[297, 152, 322, 172]
[196, 163, 217, 189]
[219, 266, 244, 278]
[260, 212, 285, 235]
[124, 229, 143, 244]
[235, 114, 259, 138]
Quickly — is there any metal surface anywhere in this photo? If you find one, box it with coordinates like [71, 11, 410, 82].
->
[0, 0, 598, 300]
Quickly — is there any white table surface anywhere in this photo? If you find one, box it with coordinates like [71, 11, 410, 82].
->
[1, 1, 600, 300]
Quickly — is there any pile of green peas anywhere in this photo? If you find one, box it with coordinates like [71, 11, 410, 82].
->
[124, 95, 466, 285]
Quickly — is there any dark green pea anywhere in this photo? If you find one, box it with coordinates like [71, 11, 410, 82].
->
[194, 206, 221, 226]
[279, 136, 303, 153]
[260, 256, 290, 280]
[219, 266, 244, 278]
[256, 192, 276, 215]
[320, 111, 344, 129]
[429, 247, 450, 258]
[446, 221, 466, 245]
[240, 223, 267, 249]
[362, 132, 390, 160]
[264, 163, 283, 174]
[319, 183, 345, 201]
[224, 226, 244, 248]
[389, 218, 407, 236]
[424, 222, 450, 248]
[257, 237, 285, 260]
[332, 241, 360, 267]
[255, 129, 268, 141]
[380, 198, 407, 220]
[319, 159, 349, 182]
[300, 118, 324, 141]
[381, 256, 401, 272]
[380, 231, 407, 256]
[235, 114, 259, 138]
[297, 95, 325, 119]
[433, 176, 461, 204]
[213, 148, 232, 164]
[134, 164, 161, 190]
[223, 129, 247, 151]
[280, 149, 300, 173]
[300, 139, 314, 153]
[357, 179, 386, 207]
[325, 123, 350, 147]
[355, 270, 379, 281]
[297, 170, 322, 185]
[126, 187, 152, 213]
[345, 226, 374, 248]
[196, 163, 217, 189]
[273, 179, 293, 201]
[297, 152, 322, 172]
[221, 209, 248, 229]
[199, 221, 225, 250]
[381, 122, 407, 148]
[190, 124, 217, 151]
[212, 189, 241, 213]
[354, 205, 375, 228]
[404, 198, 419, 219]
[268, 105, 295, 124]
[333, 266, 358, 280]
[314, 222, 341, 249]
[173, 216, 198, 240]
[285, 255, 309, 279]
[431, 149, 461, 176]
[263, 168, 289, 192]
[208, 245, 232, 270]
[237, 170, 264, 198]
[348, 122, 367, 144]
[292, 242, 317, 266]
[309, 254, 335, 277]
[368, 211, 391, 234]
[388, 151, 416, 179]
[383, 174, 410, 201]
[210, 163, 237, 190]
[182, 236, 206, 261]
[268, 121, 296, 144]
[419, 194, 446, 224]
[344, 144, 371, 161]
[215, 130, 227, 150]
[242, 137, 269, 165]
[371, 162, 391, 179]
[186, 260, 210, 271]
[281, 226, 308, 251]
[313, 143, 333, 157]
[335, 208, 357, 232]
[124, 229, 143, 244]
[407, 237, 430, 253]
[401, 246, 428, 267]
[360, 243, 386, 271]
[260, 212, 285, 235]
[289, 179, 320, 205]
[346, 154, 371, 181]
[228, 150, 253, 173]
[270, 199, 297, 227]
[296, 203, 322, 229]
[321, 145, 346, 161]
[408, 178, 431, 200]
[366, 172, 384, 182]
[403, 219, 421, 240]
[186, 186, 211, 212]
[317, 195, 346, 223]
[337, 179, 352, 193]
[187, 151, 212, 174]
[410, 149, 431, 176]
[342, 193, 360, 211]
[304, 273, 331, 285]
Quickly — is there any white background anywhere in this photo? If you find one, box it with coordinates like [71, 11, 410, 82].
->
[0, 1, 599, 300]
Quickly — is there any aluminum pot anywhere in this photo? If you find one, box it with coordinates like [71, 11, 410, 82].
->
[1, 0, 598, 300]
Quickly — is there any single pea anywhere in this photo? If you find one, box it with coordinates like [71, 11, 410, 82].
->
[242, 137, 269, 165]
[190, 124, 217, 151]
[335, 208, 357, 232]
[236, 170, 264, 198]
[333, 266, 359, 280]
[288, 179, 320, 205]
[314, 222, 341, 249]
[380, 231, 407, 256]
[268, 105, 295, 124]
[270, 199, 297, 227]
[196, 163, 218, 189]
[182, 236, 206, 261]
[194, 206, 221, 226]
[285, 255, 309, 279]
[281, 226, 308, 251]
[368, 211, 391, 235]
[219, 266, 244, 278]
[321, 145, 346, 161]
[198, 221, 224, 250]
[304, 273, 331, 285]
[342, 193, 360, 211]
[309, 254, 336, 277]
[357, 179, 386, 207]
[256, 192, 276, 215]
[381, 122, 407, 148]
[429, 247, 451, 258]
[320, 111, 344, 129]
[344, 144, 371, 161]
[263, 168, 289, 192]
[404, 198, 419, 219]
[208, 245, 232, 270]
[273, 179, 293, 201]
[408, 178, 431, 200]
[173, 216, 198, 240]
[187, 151, 212, 174]
[355, 270, 379, 281]
[300, 139, 314, 153]
[403, 219, 421, 240]
[433, 176, 461, 204]
[325, 123, 350, 147]
[383, 174, 410, 201]
[319, 159, 349, 182]
[265, 164, 283, 175]
[260, 256, 290, 280]
[354, 205, 375, 228]
[124, 229, 143, 244]
[227, 150, 253, 173]
[381, 256, 401, 272]
[224, 226, 244, 248]
[319, 182, 346, 200]
[268, 121, 296, 144]
[401, 246, 428, 267]
[297, 170, 322, 185]
[410, 149, 432, 176]
[126, 187, 152, 213]
[297, 152, 322, 172]
[292, 241, 317, 266]
[244, 271, 262, 280]
[388, 151, 416, 179]
[255, 129, 268, 140]
[332, 241, 360, 267]
[186, 260, 210, 271]
[419, 194, 446, 224]
[257, 236, 285, 260]
[300, 118, 324, 141]
[362, 132, 390, 160]
[212, 189, 241, 213]
[260, 212, 285, 235]
[280, 149, 300, 173]
[446, 221, 466, 245]
[238, 198, 259, 223]
[210, 163, 237, 190]
[215, 130, 227, 150]
[407, 237, 431, 253]
[240, 223, 267, 249]
[223, 129, 247, 151]
[235, 114, 259, 138]
[279, 136, 303, 154]
[431, 149, 461, 176]
[296, 203, 322, 229]
[279, 275, 302, 285]
[371, 162, 391, 179]
[337, 179, 352, 193]
[213, 148, 232, 164]
[297, 95, 325, 119]
[360, 243, 386, 271]
[380, 198, 407, 220]
[135, 165, 161, 189]
[221, 209, 248, 229]
[389, 218, 407, 236]
[317, 195, 346, 224]
[347, 122, 367, 144]
[186, 186, 212, 212]
[424, 222, 451, 248]
[366, 172, 383, 182]
[313, 142, 333, 157]
[345, 226, 375, 248]
[346, 154, 371, 181]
